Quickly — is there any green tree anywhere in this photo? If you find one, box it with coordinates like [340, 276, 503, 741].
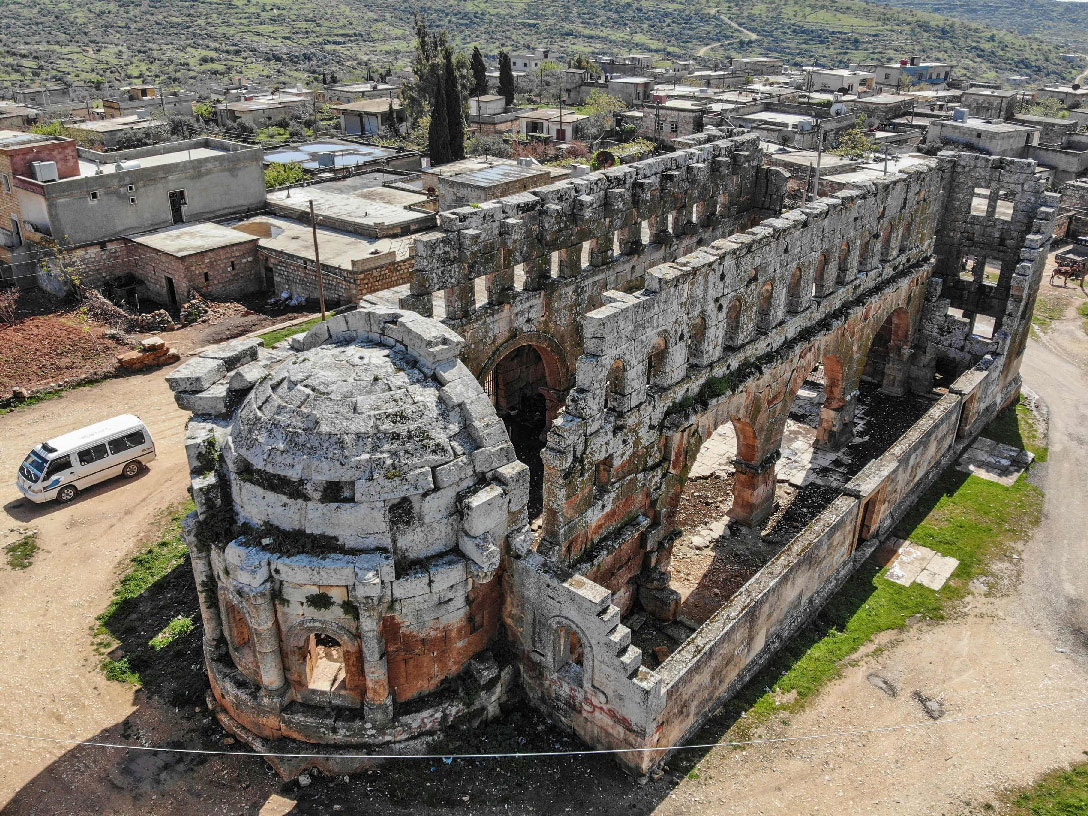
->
[444, 48, 466, 162]
[401, 14, 448, 126]
[830, 115, 877, 159]
[498, 51, 516, 106]
[1022, 95, 1069, 118]
[470, 46, 488, 97]
[192, 101, 215, 121]
[428, 69, 452, 166]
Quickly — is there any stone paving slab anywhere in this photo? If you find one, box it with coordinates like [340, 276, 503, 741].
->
[916, 554, 960, 590]
[885, 540, 937, 586]
[955, 436, 1034, 486]
[884, 539, 959, 590]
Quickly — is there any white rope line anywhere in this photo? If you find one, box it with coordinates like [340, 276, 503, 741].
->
[0, 694, 1085, 762]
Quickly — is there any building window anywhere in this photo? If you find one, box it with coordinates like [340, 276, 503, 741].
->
[127, 184, 135, 193]
[229, 261, 236, 271]
[89, 190, 99, 201]
[129, 197, 137, 205]
[1, 174, 9, 193]
[203, 271, 210, 283]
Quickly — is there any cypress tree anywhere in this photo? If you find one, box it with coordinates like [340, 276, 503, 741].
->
[498, 51, 515, 106]
[471, 46, 488, 98]
[428, 71, 452, 166]
[444, 48, 466, 162]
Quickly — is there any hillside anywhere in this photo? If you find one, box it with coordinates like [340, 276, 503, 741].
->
[872, 0, 1088, 55]
[0, 0, 1078, 95]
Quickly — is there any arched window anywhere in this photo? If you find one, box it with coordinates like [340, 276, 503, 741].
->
[787, 265, 804, 313]
[838, 240, 851, 273]
[647, 334, 668, 385]
[725, 297, 743, 346]
[880, 222, 894, 261]
[814, 253, 828, 296]
[758, 280, 774, 329]
[688, 315, 707, 364]
[306, 633, 346, 693]
[554, 623, 586, 687]
[604, 359, 626, 412]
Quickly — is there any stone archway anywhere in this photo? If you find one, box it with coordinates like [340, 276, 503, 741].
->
[284, 618, 366, 707]
[479, 333, 570, 519]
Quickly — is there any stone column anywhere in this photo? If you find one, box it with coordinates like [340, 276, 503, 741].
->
[189, 547, 222, 648]
[358, 600, 393, 726]
[442, 278, 476, 320]
[728, 451, 779, 527]
[237, 582, 287, 699]
[522, 251, 551, 291]
[816, 388, 857, 450]
[881, 346, 913, 397]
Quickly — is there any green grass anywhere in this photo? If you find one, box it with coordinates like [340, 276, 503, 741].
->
[4, 530, 39, 569]
[149, 615, 195, 651]
[724, 402, 1046, 739]
[96, 500, 194, 684]
[1004, 755, 1088, 815]
[1078, 302, 1088, 337]
[258, 316, 323, 348]
[1032, 294, 1066, 333]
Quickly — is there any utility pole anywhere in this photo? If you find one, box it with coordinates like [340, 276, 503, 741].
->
[308, 200, 327, 321]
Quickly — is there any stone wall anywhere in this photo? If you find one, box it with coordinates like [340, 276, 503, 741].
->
[127, 239, 262, 305]
[504, 148, 1053, 774]
[399, 132, 786, 387]
[260, 246, 414, 306]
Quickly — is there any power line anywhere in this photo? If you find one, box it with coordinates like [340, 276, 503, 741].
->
[0, 694, 1084, 763]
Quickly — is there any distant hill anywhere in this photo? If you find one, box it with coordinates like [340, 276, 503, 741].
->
[0, 0, 1078, 96]
[870, 0, 1088, 55]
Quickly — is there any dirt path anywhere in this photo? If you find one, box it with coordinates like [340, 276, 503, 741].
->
[0, 366, 191, 806]
[696, 42, 721, 57]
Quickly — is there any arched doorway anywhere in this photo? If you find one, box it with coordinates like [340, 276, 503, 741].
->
[482, 336, 569, 519]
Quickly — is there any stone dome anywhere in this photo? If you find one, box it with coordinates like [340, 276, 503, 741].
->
[229, 341, 460, 486]
[169, 306, 528, 560]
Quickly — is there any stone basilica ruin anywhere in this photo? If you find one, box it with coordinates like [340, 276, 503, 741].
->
[167, 130, 1055, 776]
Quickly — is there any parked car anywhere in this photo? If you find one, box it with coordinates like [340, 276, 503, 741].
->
[16, 414, 156, 503]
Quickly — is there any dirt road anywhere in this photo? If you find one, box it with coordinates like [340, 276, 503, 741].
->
[0, 367, 191, 805]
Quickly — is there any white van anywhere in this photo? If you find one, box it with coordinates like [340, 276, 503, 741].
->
[16, 414, 156, 504]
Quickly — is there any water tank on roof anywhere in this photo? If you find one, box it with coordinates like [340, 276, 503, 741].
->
[316, 152, 335, 168]
[29, 161, 59, 183]
[952, 107, 968, 122]
[517, 157, 534, 167]
[135, 108, 150, 119]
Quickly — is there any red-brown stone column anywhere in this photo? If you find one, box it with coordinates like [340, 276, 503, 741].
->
[728, 451, 779, 527]
[816, 388, 857, 450]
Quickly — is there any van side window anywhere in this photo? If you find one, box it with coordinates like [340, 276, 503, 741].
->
[108, 430, 146, 455]
[78, 443, 109, 466]
[44, 455, 72, 477]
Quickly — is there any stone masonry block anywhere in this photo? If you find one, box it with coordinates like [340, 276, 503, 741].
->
[167, 355, 227, 394]
[462, 484, 507, 538]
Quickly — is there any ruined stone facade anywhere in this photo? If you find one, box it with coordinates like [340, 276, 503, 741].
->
[170, 131, 1054, 776]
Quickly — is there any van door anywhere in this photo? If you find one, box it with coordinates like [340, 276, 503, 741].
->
[76, 442, 117, 488]
[40, 454, 74, 493]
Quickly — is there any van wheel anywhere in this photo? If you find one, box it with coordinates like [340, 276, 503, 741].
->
[122, 461, 141, 478]
[57, 485, 77, 503]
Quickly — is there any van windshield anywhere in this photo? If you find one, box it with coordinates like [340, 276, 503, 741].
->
[20, 451, 47, 484]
